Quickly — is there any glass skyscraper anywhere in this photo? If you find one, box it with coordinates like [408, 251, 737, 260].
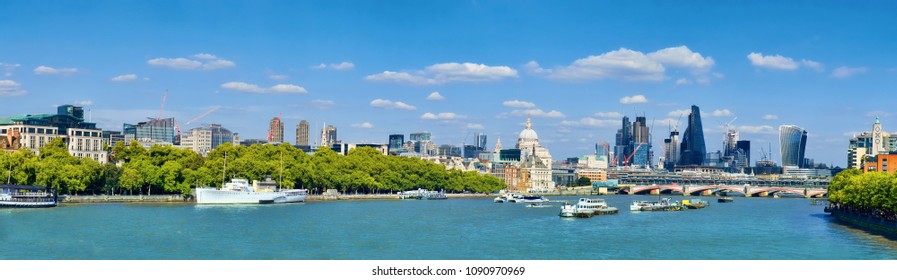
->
[678, 105, 706, 166]
[779, 125, 807, 167]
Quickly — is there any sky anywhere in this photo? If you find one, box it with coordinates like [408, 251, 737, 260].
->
[1, 0, 896, 167]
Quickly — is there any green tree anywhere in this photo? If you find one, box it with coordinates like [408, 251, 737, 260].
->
[577, 176, 592, 187]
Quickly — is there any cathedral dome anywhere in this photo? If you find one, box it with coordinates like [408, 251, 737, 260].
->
[517, 116, 539, 141]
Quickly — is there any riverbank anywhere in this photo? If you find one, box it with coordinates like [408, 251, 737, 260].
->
[59, 193, 496, 204]
[827, 207, 897, 237]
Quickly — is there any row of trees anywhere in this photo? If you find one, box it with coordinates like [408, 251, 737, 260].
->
[828, 168, 897, 214]
[2, 138, 505, 195]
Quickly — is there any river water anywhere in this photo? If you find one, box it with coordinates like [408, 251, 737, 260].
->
[2, 195, 896, 260]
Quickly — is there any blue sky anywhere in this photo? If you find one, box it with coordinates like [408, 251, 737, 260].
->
[2, 1, 896, 167]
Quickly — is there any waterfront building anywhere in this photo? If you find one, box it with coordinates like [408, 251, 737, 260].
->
[0, 105, 107, 163]
[863, 153, 897, 174]
[678, 105, 706, 166]
[268, 116, 284, 143]
[321, 124, 337, 147]
[551, 162, 576, 188]
[780, 125, 808, 168]
[576, 168, 608, 183]
[848, 117, 897, 169]
[388, 134, 404, 154]
[123, 117, 176, 145]
[180, 124, 239, 156]
[515, 116, 554, 192]
[296, 120, 310, 146]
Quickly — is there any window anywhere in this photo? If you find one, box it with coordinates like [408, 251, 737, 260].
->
[77, 139, 83, 151]
[37, 128, 44, 134]
[75, 131, 82, 136]
[27, 127, 35, 133]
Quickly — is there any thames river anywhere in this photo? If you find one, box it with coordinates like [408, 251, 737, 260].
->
[2, 195, 896, 260]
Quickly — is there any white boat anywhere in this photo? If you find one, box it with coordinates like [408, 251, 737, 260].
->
[195, 178, 307, 204]
[493, 196, 506, 203]
[0, 185, 57, 208]
[559, 202, 576, 217]
[520, 195, 548, 204]
[630, 198, 680, 211]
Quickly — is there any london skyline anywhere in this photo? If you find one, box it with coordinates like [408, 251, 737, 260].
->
[2, 1, 896, 166]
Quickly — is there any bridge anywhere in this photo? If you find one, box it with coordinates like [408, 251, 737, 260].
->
[621, 184, 827, 198]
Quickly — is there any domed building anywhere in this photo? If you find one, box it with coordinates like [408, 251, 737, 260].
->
[516, 116, 553, 167]
[516, 116, 554, 192]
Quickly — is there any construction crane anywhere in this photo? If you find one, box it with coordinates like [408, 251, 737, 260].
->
[157, 90, 168, 120]
[622, 142, 644, 167]
[267, 112, 282, 142]
[184, 107, 220, 126]
[600, 141, 615, 167]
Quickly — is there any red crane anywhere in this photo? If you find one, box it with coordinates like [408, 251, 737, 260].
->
[623, 142, 645, 167]
[601, 141, 615, 167]
[157, 90, 167, 120]
[267, 112, 282, 142]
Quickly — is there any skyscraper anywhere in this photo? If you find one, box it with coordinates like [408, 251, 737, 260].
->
[736, 140, 751, 167]
[475, 132, 488, 150]
[614, 116, 632, 166]
[268, 116, 284, 143]
[779, 125, 808, 168]
[295, 120, 309, 146]
[663, 129, 680, 169]
[678, 105, 706, 166]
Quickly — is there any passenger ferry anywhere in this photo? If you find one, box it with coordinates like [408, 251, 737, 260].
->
[194, 178, 307, 204]
[0, 185, 57, 208]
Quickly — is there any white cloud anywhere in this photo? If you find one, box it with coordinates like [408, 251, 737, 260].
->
[548, 48, 665, 81]
[33, 65, 78, 76]
[502, 100, 536, 108]
[831, 66, 867, 78]
[314, 62, 355, 71]
[762, 114, 779, 120]
[1, 63, 20, 77]
[801, 59, 824, 72]
[365, 62, 518, 85]
[531, 46, 715, 83]
[220, 82, 307, 94]
[559, 117, 619, 128]
[668, 109, 690, 118]
[747, 52, 798, 70]
[370, 99, 417, 110]
[509, 109, 565, 118]
[594, 112, 623, 119]
[426, 91, 445, 101]
[711, 109, 734, 117]
[311, 99, 335, 109]
[0, 80, 26, 97]
[148, 53, 235, 70]
[352, 122, 374, 129]
[675, 78, 691, 85]
[738, 125, 776, 134]
[110, 74, 138, 82]
[866, 111, 891, 118]
[421, 112, 465, 120]
[620, 95, 648, 104]
[647, 46, 715, 70]
[466, 123, 485, 130]
[74, 100, 93, 106]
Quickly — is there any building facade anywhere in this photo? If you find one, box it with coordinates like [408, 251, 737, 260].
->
[321, 124, 337, 147]
[124, 117, 176, 145]
[780, 125, 808, 168]
[180, 124, 239, 156]
[296, 120, 309, 146]
[1, 105, 107, 163]
[268, 117, 284, 143]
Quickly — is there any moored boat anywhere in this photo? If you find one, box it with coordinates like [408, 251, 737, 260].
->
[520, 195, 548, 204]
[0, 185, 57, 208]
[194, 178, 307, 204]
[718, 197, 734, 203]
[559, 202, 577, 217]
[575, 198, 619, 215]
[682, 199, 709, 209]
[630, 198, 680, 212]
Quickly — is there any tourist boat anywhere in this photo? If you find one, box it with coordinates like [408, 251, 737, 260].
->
[575, 198, 619, 215]
[422, 190, 447, 200]
[682, 199, 709, 209]
[400, 188, 447, 200]
[0, 185, 57, 208]
[630, 198, 680, 211]
[194, 178, 307, 204]
[718, 197, 734, 203]
[520, 195, 548, 204]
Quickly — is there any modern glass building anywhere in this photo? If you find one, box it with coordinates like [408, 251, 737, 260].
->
[780, 125, 808, 168]
[123, 117, 176, 144]
[678, 105, 706, 166]
[388, 134, 404, 154]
